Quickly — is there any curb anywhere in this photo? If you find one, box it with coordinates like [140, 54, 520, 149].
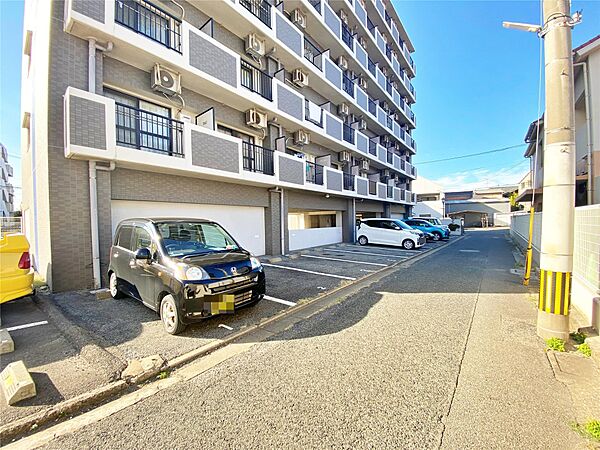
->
[2, 236, 464, 443]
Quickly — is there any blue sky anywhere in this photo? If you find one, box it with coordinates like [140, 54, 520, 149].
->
[1, 1, 599, 205]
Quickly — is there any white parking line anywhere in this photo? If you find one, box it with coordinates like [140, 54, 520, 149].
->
[262, 263, 356, 280]
[218, 324, 233, 331]
[301, 254, 387, 267]
[324, 249, 412, 258]
[6, 320, 49, 332]
[264, 295, 297, 307]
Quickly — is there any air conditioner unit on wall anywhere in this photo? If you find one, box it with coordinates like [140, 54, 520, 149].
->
[358, 76, 368, 90]
[358, 36, 367, 49]
[357, 119, 367, 130]
[245, 33, 266, 58]
[292, 69, 309, 87]
[339, 151, 351, 162]
[337, 55, 348, 71]
[382, 169, 390, 178]
[152, 64, 181, 95]
[291, 9, 307, 29]
[338, 103, 350, 117]
[360, 159, 369, 171]
[294, 129, 310, 145]
[246, 108, 268, 129]
[339, 9, 348, 24]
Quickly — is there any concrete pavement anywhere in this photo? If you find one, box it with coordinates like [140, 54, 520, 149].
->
[9, 230, 590, 449]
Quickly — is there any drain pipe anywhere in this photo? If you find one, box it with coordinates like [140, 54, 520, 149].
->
[268, 187, 285, 255]
[574, 62, 593, 204]
[87, 38, 113, 288]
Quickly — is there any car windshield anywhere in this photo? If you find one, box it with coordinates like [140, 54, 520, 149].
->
[393, 220, 412, 230]
[156, 221, 239, 257]
[429, 219, 442, 225]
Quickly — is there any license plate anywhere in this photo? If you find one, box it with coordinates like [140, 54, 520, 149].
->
[207, 294, 235, 314]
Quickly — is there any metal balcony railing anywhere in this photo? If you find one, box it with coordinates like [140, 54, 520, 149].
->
[385, 79, 393, 95]
[308, 0, 321, 13]
[242, 142, 275, 175]
[240, 59, 273, 101]
[115, 102, 184, 156]
[367, 57, 376, 76]
[304, 37, 323, 68]
[342, 123, 355, 144]
[240, 0, 272, 28]
[115, 0, 182, 53]
[387, 185, 393, 198]
[306, 161, 324, 185]
[367, 17, 376, 37]
[386, 115, 393, 130]
[341, 22, 354, 49]
[343, 173, 355, 191]
[368, 140, 377, 156]
[342, 74, 355, 97]
[368, 97, 377, 116]
[384, 11, 392, 27]
[386, 151, 393, 164]
[385, 44, 392, 61]
[368, 180, 377, 195]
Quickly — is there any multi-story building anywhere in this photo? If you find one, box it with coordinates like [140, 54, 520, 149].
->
[0, 143, 15, 218]
[516, 34, 600, 209]
[411, 176, 444, 219]
[20, 0, 418, 291]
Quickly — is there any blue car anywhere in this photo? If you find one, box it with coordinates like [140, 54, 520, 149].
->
[403, 218, 450, 241]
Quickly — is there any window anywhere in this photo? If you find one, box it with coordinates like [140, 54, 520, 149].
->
[380, 221, 400, 230]
[217, 125, 255, 144]
[116, 226, 134, 250]
[133, 227, 152, 250]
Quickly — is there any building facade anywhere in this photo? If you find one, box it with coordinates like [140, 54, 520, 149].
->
[20, 0, 418, 291]
[411, 176, 444, 218]
[0, 143, 15, 218]
[445, 186, 515, 227]
[517, 34, 600, 209]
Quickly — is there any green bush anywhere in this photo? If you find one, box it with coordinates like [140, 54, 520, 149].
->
[448, 223, 460, 231]
[584, 420, 600, 441]
[546, 337, 565, 352]
[569, 331, 587, 345]
[578, 343, 592, 358]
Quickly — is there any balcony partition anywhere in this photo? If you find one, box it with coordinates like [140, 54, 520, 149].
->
[242, 142, 275, 175]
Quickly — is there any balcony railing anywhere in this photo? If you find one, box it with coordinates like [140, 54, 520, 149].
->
[367, 57, 376, 76]
[368, 97, 377, 116]
[115, 102, 184, 157]
[386, 151, 393, 164]
[342, 123, 355, 144]
[306, 161, 324, 185]
[387, 185, 393, 198]
[384, 11, 392, 27]
[242, 142, 274, 175]
[385, 44, 392, 60]
[385, 79, 392, 95]
[304, 37, 323, 68]
[367, 17, 376, 37]
[368, 180, 377, 195]
[240, 0, 272, 28]
[341, 22, 354, 49]
[115, 0, 182, 53]
[343, 173, 355, 191]
[342, 74, 355, 97]
[240, 59, 273, 101]
[308, 0, 321, 13]
[368, 140, 377, 156]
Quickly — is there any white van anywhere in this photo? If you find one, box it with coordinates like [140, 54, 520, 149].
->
[356, 218, 426, 250]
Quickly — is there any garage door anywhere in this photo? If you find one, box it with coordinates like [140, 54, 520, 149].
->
[111, 200, 265, 256]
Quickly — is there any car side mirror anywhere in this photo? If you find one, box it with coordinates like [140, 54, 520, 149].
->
[135, 247, 151, 261]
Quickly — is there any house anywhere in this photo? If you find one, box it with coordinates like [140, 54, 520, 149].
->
[516, 34, 600, 209]
[445, 186, 516, 227]
[411, 176, 444, 218]
[0, 143, 15, 219]
[20, 0, 419, 291]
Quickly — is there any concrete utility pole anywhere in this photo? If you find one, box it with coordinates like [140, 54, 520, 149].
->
[504, 0, 580, 339]
[537, 0, 577, 340]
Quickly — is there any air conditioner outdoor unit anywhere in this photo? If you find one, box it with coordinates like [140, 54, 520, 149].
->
[338, 103, 350, 117]
[358, 76, 368, 90]
[381, 67, 388, 76]
[382, 169, 391, 178]
[339, 9, 348, 24]
[246, 108, 268, 129]
[382, 101, 389, 111]
[294, 129, 310, 145]
[358, 36, 367, 49]
[292, 69, 309, 87]
[337, 55, 348, 71]
[339, 151, 351, 162]
[291, 9, 307, 28]
[360, 159, 369, 171]
[152, 64, 181, 95]
[357, 119, 367, 130]
[245, 33, 266, 58]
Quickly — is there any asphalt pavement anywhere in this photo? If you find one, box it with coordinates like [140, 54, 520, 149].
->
[30, 230, 584, 450]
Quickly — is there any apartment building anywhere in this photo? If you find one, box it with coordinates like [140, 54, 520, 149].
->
[411, 176, 444, 219]
[1, 143, 15, 218]
[516, 34, 600, 210]
[20, 0, 418, 291]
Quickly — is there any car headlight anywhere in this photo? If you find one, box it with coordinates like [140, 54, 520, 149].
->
[175, 264, 209, 281]
[250, 256, 262, 270]
[409, 230, 421, 235]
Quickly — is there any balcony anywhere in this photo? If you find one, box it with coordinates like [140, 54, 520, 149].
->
[386, 151, 393, 164]
[304, 37, 323, 69]
[368, 140, 377, 156]
[308, 0, 321, 14]
[305, 100, 323, 127]
[115, 0, 182, 53]
[242, 142, 275, 175]
[240, 59, 273, 101]
[343, 173, 355, 191]
[306, 161, 324, 185]
[368, 180, 377, 195]
[341, 21, 354, 49]
[387, 185, 393, 198]
[115, 102, 184, 157]
[342, 123, 355, 144]
[239, 0, 271, 28]
[342, 74, 355, 97]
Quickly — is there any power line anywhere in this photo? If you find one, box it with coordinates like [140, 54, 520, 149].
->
[417, 143, 527, 165]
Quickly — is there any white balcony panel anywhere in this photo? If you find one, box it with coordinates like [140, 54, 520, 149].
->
[324, 57, 342, 90]
[323, 2, 341, 39]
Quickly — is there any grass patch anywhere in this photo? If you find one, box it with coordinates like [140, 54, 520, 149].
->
[156, 370, 170, 380]
[546, 337, 565, 352]
[577, 343, 592, 358]
[569, 331, 587, 345]
[572, 419, 600, 442]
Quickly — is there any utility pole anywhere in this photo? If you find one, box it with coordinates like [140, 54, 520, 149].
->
[504, 1, 580, 340]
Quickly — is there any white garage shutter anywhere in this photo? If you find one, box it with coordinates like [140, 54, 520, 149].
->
[111, 200, 265, 256]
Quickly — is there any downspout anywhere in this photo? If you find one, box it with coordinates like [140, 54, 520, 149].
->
[573, 62, 593, 205]
[87, 38, 114, 289]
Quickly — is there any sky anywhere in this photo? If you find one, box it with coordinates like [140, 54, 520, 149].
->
[0, 0, 599, 205]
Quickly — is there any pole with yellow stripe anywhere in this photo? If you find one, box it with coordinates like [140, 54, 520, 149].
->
[523, 207, 535, 286]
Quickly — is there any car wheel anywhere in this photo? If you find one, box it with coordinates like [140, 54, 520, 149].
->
[358, 236, 368, 246]
[160, 295, 186, 335]
[109, 272, 124, 299]
[432, 232, 442, 241]
[402, 239, 415, 250]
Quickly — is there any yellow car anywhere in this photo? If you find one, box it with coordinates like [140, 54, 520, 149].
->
[0, 233, 34, 304]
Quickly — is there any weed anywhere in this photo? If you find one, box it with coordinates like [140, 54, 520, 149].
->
[156, 370, 170, 380]
[546, 337, 565, 352]
[572, 419, 600, 442]
[577, 343, 592, 358]
[569, 331, 587, 345]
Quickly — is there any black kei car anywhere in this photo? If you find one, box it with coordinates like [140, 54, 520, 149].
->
[108, 218, 265, 334]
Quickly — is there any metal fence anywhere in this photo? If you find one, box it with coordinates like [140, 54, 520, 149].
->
[306, 161, 324, 185]
[0, 217, 22, 235]
[242, 142, 275, 175]
[240, 59, 273, 101]
[240, 0, 271, 28]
